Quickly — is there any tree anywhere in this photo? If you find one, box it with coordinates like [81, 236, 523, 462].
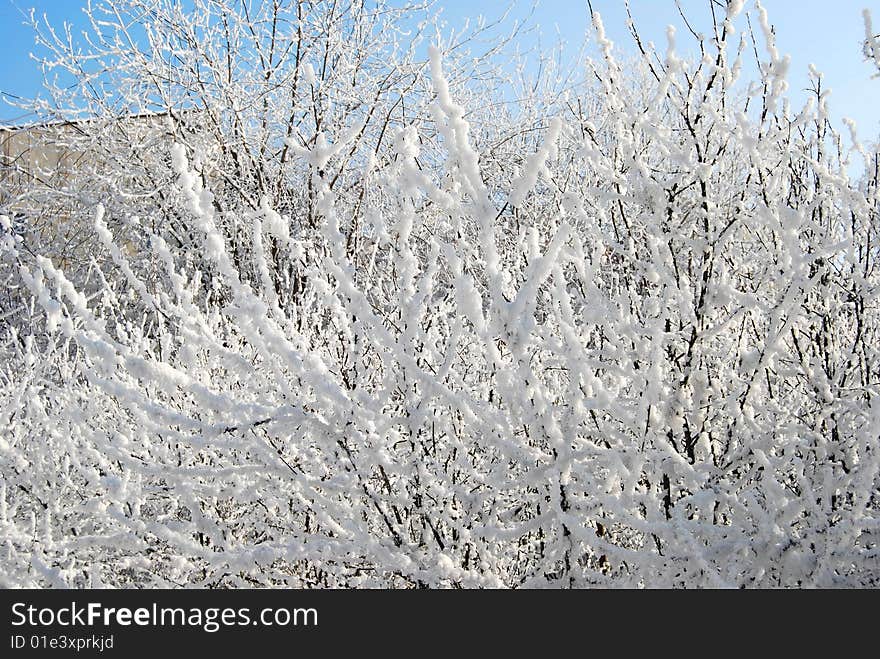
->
[1, 0, 877, 588]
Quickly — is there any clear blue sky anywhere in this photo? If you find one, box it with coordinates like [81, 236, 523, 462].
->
[1, 0, 878, 144]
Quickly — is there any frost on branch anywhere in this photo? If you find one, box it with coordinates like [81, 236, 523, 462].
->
[0, 0, 878, 588]
[865, 10, 880, 77]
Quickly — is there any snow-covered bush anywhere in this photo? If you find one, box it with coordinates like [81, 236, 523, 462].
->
[0, 0, 878, 587]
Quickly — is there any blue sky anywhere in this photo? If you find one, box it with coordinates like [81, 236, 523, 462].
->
[1, 0, 878, 145]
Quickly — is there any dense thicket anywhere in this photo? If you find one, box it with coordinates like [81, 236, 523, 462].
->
[1, 0, 878, 587]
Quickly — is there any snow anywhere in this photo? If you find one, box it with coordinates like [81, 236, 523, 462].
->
[1, 0, 878, 589]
